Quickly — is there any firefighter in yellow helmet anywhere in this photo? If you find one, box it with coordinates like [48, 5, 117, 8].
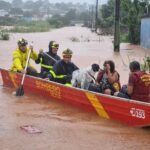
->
[35, 41, 60, 78]
[10, 38, 38, 76]
[49, 48, 79, 85]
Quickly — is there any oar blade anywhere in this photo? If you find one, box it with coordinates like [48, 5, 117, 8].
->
[16, 85, 24, 96]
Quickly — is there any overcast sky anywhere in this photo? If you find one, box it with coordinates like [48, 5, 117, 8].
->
[5, 0, 108, 5]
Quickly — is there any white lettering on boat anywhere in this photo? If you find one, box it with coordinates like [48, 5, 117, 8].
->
[130, 108, 145, 119]
[36, 80, 61, 99]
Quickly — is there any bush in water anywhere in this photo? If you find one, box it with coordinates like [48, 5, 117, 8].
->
[141, 57, 150, 73]
[0, 31, 10, 40]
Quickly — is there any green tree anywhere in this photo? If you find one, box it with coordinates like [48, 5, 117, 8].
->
[12, 0, 23, 8]
[77, 11, 90, 26]
[128, 0, 146, 43]
[23, 0, 35, 9]
[10, 8, 23, 15]
[0, 1, 11, 10]
[33, 0, 43, 10]
[65, 9, 76, 21]
[99, 0, 115, 28]
[99, 0, 147, 44]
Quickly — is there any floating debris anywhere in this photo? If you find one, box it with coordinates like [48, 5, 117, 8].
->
[20, 125, 42, 134]
[70, 36, 80, 42]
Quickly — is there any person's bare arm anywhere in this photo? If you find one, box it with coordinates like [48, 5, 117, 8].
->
[127, 84, 133, 95]
[105, 63, 118, 84]
[107, 71, 118, 84]
[127, 72, 134, 95]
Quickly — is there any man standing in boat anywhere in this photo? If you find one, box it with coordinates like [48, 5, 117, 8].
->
[11, 38, 38, 76]
[114, 61, 150, 102]
[35, 41, 61, 78]
[49, 48, 79, 85]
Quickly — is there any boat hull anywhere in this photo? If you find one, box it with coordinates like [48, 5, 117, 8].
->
[1, 68, 150, 127]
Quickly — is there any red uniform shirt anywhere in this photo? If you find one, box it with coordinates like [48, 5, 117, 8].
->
[128, 71, 150, 102]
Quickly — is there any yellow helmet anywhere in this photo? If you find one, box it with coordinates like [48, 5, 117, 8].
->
[62, 48, 73, 57]
[51, 42, 59, 48]
[18, 38, 28, 46]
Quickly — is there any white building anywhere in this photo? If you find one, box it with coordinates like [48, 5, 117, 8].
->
[0, 9, 8, 17]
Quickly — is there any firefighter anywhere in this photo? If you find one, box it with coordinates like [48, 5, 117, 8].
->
[35, 41, 61, 78]
[11, 38, 38, 76]
[49, 48, 79, 85]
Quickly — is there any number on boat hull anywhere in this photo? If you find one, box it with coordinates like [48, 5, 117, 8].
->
[130, 108, 145, 119]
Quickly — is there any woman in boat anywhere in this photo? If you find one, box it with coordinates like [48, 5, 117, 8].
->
[96, 60, 121, 95]
[35, 41, 61, 78]
[48, 48, 79, 85]
[10, 38, 38, 76]
[71, 64, 100, 90]
[114, 61, 150, 102]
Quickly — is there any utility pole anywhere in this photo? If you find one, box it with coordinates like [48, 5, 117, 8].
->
[91, 5, 94, 31]
[95, 0, 98, 33]
[146, 0, 149, 14]
[114, 0, 120, 52]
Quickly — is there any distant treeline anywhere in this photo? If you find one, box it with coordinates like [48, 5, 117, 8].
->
[1, 0, 149, 44]
[0, 0, 91, 30]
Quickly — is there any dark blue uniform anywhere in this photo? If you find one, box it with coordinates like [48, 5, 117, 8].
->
[52, 60, 79, 84]
[35, 51, 60, 78]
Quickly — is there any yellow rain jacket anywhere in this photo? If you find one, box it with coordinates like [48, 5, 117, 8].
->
[11, 47, 38, 72]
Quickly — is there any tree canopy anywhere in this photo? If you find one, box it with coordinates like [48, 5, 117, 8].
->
[99, 0, 149, 44]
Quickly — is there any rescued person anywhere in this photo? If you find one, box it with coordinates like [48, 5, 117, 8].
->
[114, 61, 150, 102]
[96, 60, 121, 95]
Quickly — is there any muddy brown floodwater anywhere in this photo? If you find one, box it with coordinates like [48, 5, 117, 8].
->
[0, 26, 150, 150]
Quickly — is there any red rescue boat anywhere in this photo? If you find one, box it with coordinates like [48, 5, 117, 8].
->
[0, 68, 150, 127]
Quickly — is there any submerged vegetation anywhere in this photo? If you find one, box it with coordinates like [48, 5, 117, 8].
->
[141, 56, 150, 73]
[9, 21, 50, 33]
[0, 18, 66, 33]
[0, 30, 10, 40]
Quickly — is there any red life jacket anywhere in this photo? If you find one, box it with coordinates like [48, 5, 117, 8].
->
[131, 71, 150, 102]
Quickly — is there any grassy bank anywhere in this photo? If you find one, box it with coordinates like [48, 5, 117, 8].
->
[9, 21, 51, 33]
[0, 18, 64, 34]
[0, 20, 56, 40]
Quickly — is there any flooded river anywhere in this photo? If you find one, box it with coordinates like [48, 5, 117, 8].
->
[0, 26, 150, 150]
